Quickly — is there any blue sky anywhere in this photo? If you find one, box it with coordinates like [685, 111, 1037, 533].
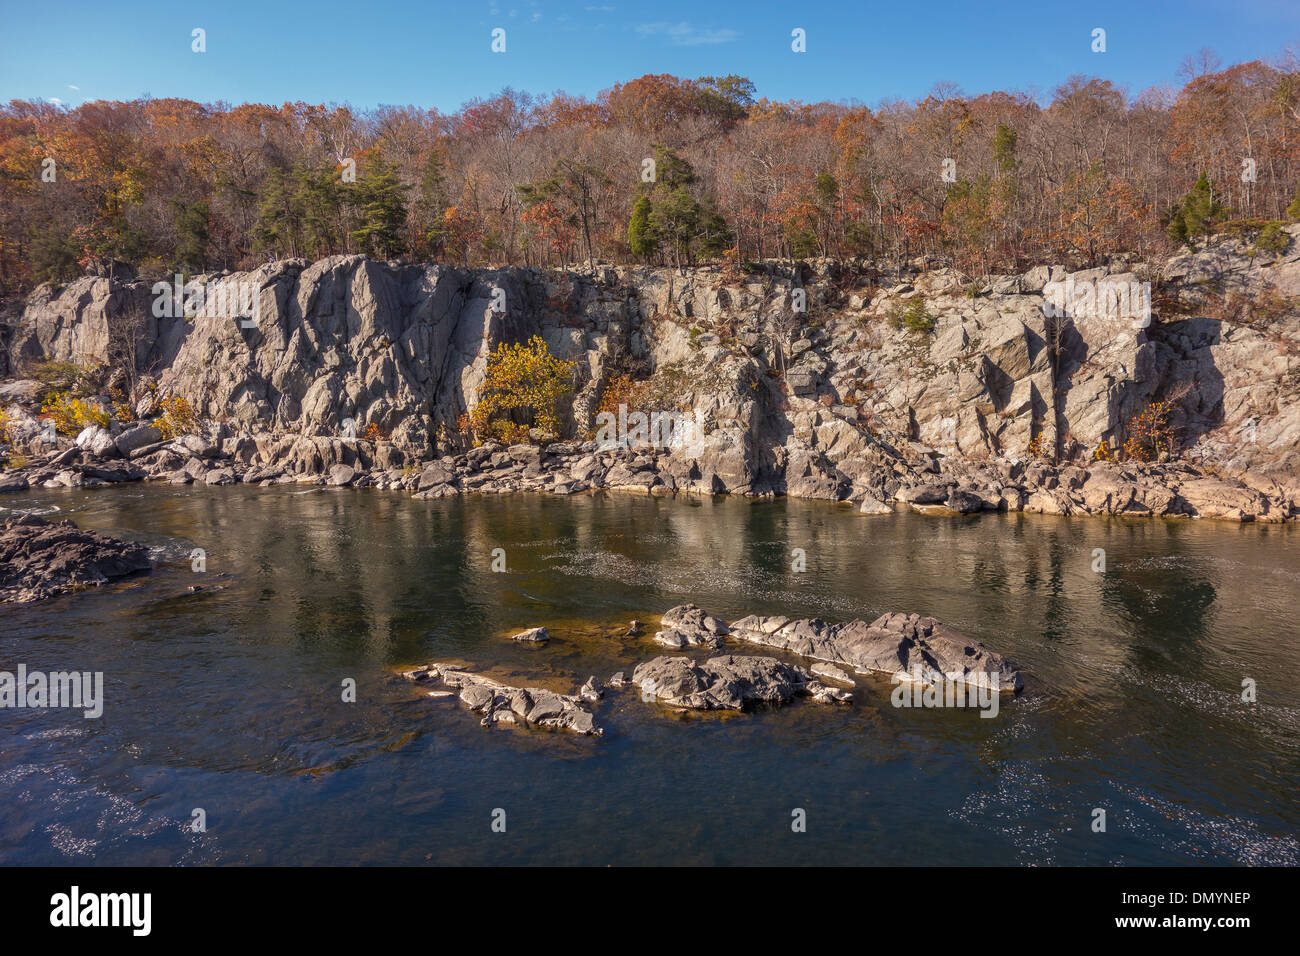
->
[1, 0, 1297, 111]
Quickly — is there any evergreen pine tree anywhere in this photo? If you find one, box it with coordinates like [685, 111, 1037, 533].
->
[627, 195, 655, 259]
[414, 152, 451, 258]
[350, 155, 409, 259]
[1286, 180, 1300, 221]
[1166, 171, 1225, 250]
[294, 163, 345, 259]
[252, 167, 301, 258]
[172, 199, 210, 271]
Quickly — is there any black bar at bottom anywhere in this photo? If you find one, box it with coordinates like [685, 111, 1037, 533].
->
[0, 865, 1288, 942]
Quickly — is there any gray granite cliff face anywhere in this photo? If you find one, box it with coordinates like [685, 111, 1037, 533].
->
[4, 230, 1298, 521]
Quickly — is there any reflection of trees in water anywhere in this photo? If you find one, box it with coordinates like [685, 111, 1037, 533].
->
[210, 490, 479, 664]
[1008, 517, 1218, 673]
[969, 518, 1011, 597]
[1090, 519, 1217, 677]
[1099, 562, 1216, 674]
[1018, 525, 1070, 643]
[150, 491, 1231, 684]
[739, 500, 798, 585]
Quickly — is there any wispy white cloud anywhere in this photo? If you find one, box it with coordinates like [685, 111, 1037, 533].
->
[67, 84, 79, 91]
[635, 21, 738, 46]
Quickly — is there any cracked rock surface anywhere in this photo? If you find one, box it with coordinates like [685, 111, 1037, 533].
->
[631, 654, 852, 711]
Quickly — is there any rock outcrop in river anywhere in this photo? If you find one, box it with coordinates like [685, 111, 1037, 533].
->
[0, 513, 151, 603]
[400, 604, 1017, 735]
[728, 611, 1023, 693]
[652, 602, 729, 649]
[402, 662, 601, 736]
[4, 230, 1298, 521]
[632, 654, 852, 710]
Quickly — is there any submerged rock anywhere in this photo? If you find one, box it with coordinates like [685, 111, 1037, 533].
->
[0, 513, 151, 604]
[728, 611, 1022, 692]
[402, 663, 601, 736]
[631, 654, 851, 711]
[511, 626, 550, 644]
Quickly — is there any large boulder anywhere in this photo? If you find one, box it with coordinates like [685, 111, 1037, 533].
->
[1175, 476, 1278, 522]
[75, 425, 119, 458]
[0, 513, 151, 604]
[0, 379, 41, 403]
[858, 494, 893, 515]
[80, 461, 144, 483]
[729, 611, 1022, 692]
[417, 460, 455, 491]
[0, 472, 31, 493]
[326, 463, 356, 486]
[653, 603, 729, 649]
[114, 423, 162, 457]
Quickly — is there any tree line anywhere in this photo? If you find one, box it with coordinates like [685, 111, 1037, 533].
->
[2, 55, 1300, 295]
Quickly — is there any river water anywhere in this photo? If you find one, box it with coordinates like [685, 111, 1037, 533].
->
[1, 485, 1297, 865]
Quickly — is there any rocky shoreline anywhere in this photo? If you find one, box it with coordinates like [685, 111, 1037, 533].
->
[0, 415, 1291, 523]
[399, 604, 1022, 735]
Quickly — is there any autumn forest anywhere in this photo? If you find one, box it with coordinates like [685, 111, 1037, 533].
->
[2, 59, 1300, 296]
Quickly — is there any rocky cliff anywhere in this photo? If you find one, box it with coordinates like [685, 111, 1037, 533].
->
[3, 229, 1299, 521]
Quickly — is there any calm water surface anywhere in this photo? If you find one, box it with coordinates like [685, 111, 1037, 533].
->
[1, 485, 1297, 865]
